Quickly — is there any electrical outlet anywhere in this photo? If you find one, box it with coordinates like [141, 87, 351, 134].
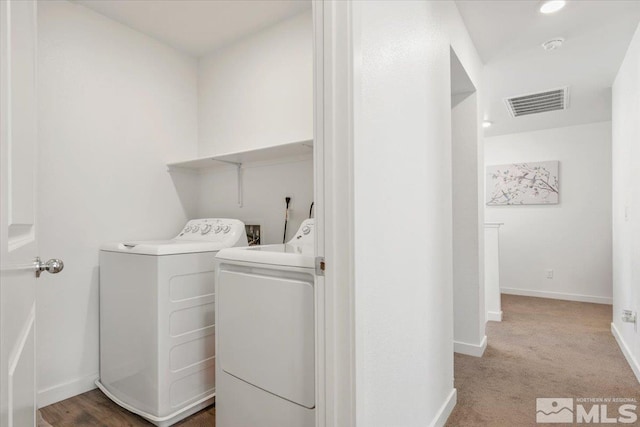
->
[245, 224, 261, 246]
[622, 310, 637, 329]
[545, 269, 554, 279]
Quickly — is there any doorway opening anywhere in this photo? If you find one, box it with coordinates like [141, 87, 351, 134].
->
[450, 47, 486, 357]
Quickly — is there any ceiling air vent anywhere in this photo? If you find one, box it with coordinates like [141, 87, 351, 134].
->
[504, 87, 569, 118]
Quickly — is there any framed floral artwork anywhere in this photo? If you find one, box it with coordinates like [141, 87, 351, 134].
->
[486, 161, 559, 205]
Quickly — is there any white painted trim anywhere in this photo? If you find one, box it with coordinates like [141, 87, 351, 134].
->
[611, 322, 640, 384]
[430, 389, 457, 427]
[37, 372, 98, 408]
[486, 311, 503, 322]
[501, 287, 612, 305]
[315, 1, 356, 427]
[311, 4, 327, 426]
[454, 335, 487, 357]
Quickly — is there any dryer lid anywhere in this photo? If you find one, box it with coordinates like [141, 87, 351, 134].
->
[216, 219, 315, 268]
[215, 243, 314, 268]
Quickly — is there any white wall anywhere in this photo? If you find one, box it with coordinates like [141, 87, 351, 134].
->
[195, 10, 314, 243]
[198, 10, 313, 156]
[484, 121, 613, 304]
[196, 159, 314, 244]
[37, 0, 198, 406]
[452, 91, 485, 355]
[611, 23, 640, 382]
[352, 1, 483, 425]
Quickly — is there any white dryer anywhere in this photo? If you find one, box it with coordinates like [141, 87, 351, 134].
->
[97, 218, 248, 427]
[214, 219, 316, 427]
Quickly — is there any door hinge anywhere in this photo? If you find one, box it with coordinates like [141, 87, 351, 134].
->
[315, 256, 325, 276]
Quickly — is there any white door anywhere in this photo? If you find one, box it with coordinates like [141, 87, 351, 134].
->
[1, 1, 61, 426]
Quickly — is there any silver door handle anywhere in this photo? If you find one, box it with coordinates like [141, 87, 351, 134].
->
[34, 257, 64, 278]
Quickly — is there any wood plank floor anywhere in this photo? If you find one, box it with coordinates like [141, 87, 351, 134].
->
[40, 389, 215, 427]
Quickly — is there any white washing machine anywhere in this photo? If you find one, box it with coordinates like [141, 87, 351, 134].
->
[214, 219, 316, 427]
[97, 218, 248, 427]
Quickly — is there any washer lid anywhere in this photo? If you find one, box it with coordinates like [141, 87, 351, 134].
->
[215, 243, 315, 268]
[100, 218, 249, 255]
[100, 239, 232, 255]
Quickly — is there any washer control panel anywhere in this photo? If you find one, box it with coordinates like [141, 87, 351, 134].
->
[177, 218, 245, 242]
[289, 219, 315, 245]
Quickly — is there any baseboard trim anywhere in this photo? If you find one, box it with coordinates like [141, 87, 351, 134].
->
[430, 388, 457, 427]
[37, 373, 98, 408]
[501, 287, 612, 305]
[611, 322, 640, 384]
[487, 311, 503, 322]
[454, 335, 487, 357]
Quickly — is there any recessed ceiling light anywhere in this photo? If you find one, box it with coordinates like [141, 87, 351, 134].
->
[542, 37, 565, 51]
[540, 0, 566, 14]
[482, 121, 493, 128]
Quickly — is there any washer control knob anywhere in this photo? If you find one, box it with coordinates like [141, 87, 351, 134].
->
[214, 225, 222, 233]
[302, 225, 311, 235]
[191, 225, 200, 233]
[201, 224, 212, 235]
[184, 226, 192, 232]
[222, 225, 231, 233]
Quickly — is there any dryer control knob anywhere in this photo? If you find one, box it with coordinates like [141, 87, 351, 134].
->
[184, 226, 192, 232]
[201, 224, 212, 235]
[222, 225, 231, 233]
[302, 226, 311, 235]
[191, 225, 200, 233]
[214, 225, 222, 233]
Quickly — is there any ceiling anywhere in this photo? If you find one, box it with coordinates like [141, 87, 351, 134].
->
[73, 0, 638, 136]
[456, 0, 640, 137]
[75, 0, 311, 57]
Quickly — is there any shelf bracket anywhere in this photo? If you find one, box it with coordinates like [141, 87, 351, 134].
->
[212, 159, 243, 207]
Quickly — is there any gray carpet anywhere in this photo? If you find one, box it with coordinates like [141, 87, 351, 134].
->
[447, 295, 640, 426]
